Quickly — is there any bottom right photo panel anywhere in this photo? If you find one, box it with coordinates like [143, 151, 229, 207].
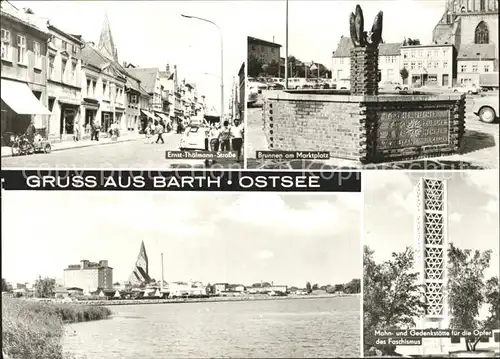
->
[363, 170, 499, 358]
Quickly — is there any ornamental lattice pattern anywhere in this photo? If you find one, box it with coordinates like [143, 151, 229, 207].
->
[421, 178, 446, 318]
[423, 179, 444, 211]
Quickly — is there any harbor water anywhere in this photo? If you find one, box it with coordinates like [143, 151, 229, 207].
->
[63, 296, 360, 358]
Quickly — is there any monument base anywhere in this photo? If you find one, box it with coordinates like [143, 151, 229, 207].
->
[262, 90, 466, 164]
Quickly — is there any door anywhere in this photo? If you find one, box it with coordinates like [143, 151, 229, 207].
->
[442, 74, 449, 87]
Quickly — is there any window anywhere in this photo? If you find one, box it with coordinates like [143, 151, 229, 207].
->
[86, 79, 91, 96]
[443, 61, 448, 68]
[49, 55, 55, 79]
[16, 34, 26, 64]
[62, 40, 67, 51]
[71, 61, 76, 81]
[443, 49, 448, 56]
[410, 51, 415, 58]
[1, 28, 11, 60]
[434, 61, 439, 69]
[340, 58, 344, 65]
[426, 51, 431, 58]
[417, 62, 422, 70]
[484, 64, 490, 72]
[72, 44, 77, 55]
[475, 21, 489, 44]
[480, 0, 485, 11]
[403, 62, 409, 68]
[472, 64, 478, 72]
[61, 59, 67, 81]
[410, 62, 416, 70]
[33, 41, 41, 68]
[92, 81, 97, 96]
[418, 50, 423, 56]
[103, 82, 108, 99]
[461, 64, 467, 72]
[434, 50, 439, 57]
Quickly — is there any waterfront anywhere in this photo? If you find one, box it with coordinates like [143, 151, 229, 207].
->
[63, 296, 360, 358]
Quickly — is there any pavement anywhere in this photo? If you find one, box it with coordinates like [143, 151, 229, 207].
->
[246, 92, 499, 170]
[1, 132, 244, 169]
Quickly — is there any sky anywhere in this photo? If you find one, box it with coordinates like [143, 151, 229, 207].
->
[245, 0, 446, 67]
[2, 192, 361, 288]
[12, 1, 248, 116]
[364, 170, 499, 279]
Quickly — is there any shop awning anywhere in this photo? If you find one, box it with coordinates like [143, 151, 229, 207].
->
[155, 112, 169, 122]
[141, 110, 156, 120]
[1, 79, 51, 115]
[58, 98, 81, 106]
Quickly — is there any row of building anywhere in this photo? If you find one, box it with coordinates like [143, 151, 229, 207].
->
[0, 1, 209, 146]
[247, 0, 498, 88]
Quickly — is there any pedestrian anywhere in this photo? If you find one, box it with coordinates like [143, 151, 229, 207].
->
[25, 117, 36, 144]
[144, 121, 151, 143]
[219, 120, 232, 151]
[209, 123, 220, 151]
[230, 118, 244, 162]
[86, 122, 91, 137]
[93, 120, 100, 141]
[156, 121, 165, 144]
[73, 120, 80, 142]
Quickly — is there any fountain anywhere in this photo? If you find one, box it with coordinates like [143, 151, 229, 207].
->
[261, 5, 466, 164]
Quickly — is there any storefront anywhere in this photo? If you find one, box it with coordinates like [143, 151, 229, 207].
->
[59, 101, 80, 138]
[140, 110, 156, 133]
[0, 79, 51, 146]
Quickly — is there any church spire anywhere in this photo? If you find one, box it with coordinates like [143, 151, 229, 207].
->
[98, 10, 118, 62]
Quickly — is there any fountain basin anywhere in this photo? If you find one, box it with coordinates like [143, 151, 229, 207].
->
[262, 90, 466, 164]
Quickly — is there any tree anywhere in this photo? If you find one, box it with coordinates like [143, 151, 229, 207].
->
[1, 278, 12, 292]
[312, 283, 319, 290]
[363, 246, 426, 356]
[484, 277, 499, 329]
[344, 279, 361, 294]
[205, 283, 214, 295]
[326, 285, 336, 294]
[448, 243, 492, 352]
[334, 284, 344, 293]
[306, 281, 312, 294]
[267, 59, 280, 77]
[34, 277, 56, 298]
[248, 54, 264, 78]
[403, 38, 421, 46]
[400, 68, 409, 83]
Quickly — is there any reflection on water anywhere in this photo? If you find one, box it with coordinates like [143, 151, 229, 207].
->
[63, 297, 360, 358]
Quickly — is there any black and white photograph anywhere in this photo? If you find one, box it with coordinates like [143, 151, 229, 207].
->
[245, 0, 498, 170]
[2, 191, 362, 358]
[363, 170, 499, 357]
[0, 1, 246, 169]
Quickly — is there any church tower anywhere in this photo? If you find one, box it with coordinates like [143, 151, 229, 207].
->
[97, 11, 118, 62]
[129, 240, 151, 285]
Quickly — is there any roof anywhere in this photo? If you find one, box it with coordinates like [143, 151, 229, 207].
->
[457, 44, 496, 60]
[248, 36, 282, 48]
[127, 68, 159, 94]
[47, 23, 83, 45]
[0, 1, 50, 38]
[332, 36, 402, 57]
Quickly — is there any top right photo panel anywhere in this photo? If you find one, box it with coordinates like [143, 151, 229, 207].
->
[245, 0, 498, 170]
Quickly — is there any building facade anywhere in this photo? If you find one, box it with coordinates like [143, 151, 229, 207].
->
[331, 37, 402, 83]
[400, 44, 455, 87]
[63, 260, 113, 292]
[0, 1, 51, 144]
[248, 36, 282, 65]
[432, 0, 498, 85]
[46, 23, 84, 140]
[127, 67, 163, 112]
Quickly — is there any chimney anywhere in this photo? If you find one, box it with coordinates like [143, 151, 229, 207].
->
[123, 61, 128, 68]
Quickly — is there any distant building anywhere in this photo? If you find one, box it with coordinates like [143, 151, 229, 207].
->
[247, 36, 282, 65]
[331, 36, 402, 83]
[237, 62, 245, 121]
[214, 283, 229, 294]
[63, 260, 113, 292]
[126, 67, 163, 112]
[129, 240, 151, 285]
[400, 44, 455, 87]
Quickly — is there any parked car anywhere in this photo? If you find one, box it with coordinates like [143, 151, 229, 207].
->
[379, 81, 406, 91]
[179, 125, 210, 151]
[452, 83, 479, 95]
[248, 77, 268, 91]
[288, 77, 308, 89]
[335, 78, 351, 90]
[472, 95, 499, 124]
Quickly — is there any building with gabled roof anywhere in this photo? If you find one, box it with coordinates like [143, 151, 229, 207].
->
[129, 241, 152, 286]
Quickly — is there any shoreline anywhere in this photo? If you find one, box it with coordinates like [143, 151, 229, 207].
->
[75, 293, 360, 307]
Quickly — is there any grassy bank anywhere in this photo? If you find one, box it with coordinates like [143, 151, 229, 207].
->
[2, 297, 112, 359]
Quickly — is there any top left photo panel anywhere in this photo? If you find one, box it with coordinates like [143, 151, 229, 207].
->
[1, 0, 246, 169]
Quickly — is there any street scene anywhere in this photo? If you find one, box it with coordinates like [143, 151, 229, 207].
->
[1, 1, 245, 168]
[2, 191, 362, 358]
[363, 171, 499, 357]
[246, 0, 499, 170]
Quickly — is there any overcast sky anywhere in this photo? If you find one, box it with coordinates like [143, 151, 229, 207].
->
[2, 192, 361, 288]
[12, 0, 248, 116]
[364, 170, 499, 279]
[246, 0, 445, 66]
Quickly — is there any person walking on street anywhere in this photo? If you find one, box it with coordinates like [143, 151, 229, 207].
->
[219, 120, 232, 151]
[230, 118, 244, 162]
[92, 120, 100, 141]
[25, 118, 36, 144]
[156, 121, 165, 144]
[74, 120, 80, 142]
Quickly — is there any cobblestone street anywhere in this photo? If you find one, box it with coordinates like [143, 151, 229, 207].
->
[246, 92, 499, 170]
[1, 133, 244, 169]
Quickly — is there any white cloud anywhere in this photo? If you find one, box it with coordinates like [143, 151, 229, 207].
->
[363, 172, 413, 194]
[464, 171, 499, 199]
[484, 199, 498, 214]
[256, 250, 274, 260]
[216, 193, 358, 236]
[449, 212, 463, 223]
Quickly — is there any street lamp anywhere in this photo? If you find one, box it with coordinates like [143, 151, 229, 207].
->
[181, 14, 224, 120]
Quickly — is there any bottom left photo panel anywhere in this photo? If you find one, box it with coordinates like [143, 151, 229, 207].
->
[2, 191, 362, 358]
